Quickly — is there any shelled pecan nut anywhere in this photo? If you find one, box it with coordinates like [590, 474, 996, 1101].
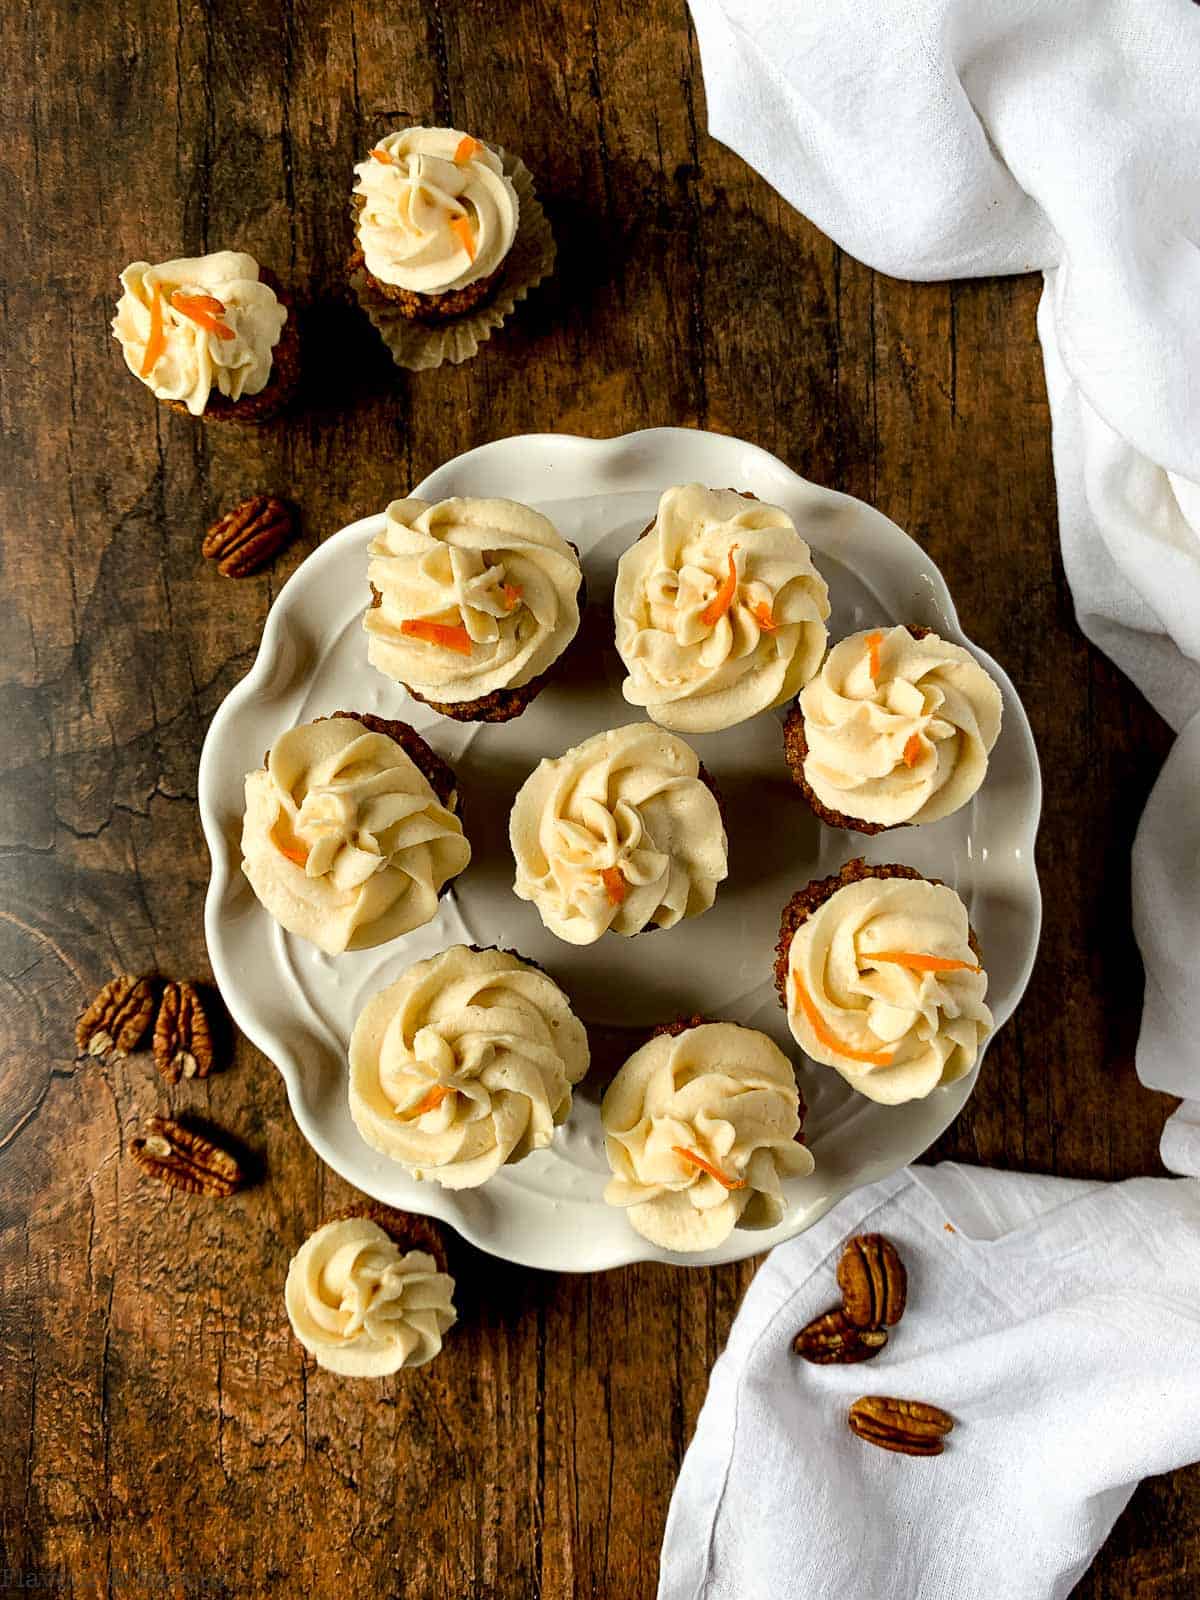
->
[203, 495, 296, 578]
[153, 981, 215, 1083]
[129, 1116, 244, 1197]
[848, 1396, 954, 1456]
[793, 1308, 888, 1365]
[76, 974, 156, 1060]
[837, 1234, 908, 1328]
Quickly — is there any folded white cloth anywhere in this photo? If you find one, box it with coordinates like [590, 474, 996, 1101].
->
[659, 1165, 1200, 1600]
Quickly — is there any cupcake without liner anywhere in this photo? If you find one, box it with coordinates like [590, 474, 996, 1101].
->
[775, 858, 992, 1105]
[239, 711, 470, 955]
[364, 496, 584, 722]
[783, 624, 1003, 833]
[112, 250, 299, 422]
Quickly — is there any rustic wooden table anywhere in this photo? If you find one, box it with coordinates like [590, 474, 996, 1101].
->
[3, 1, 1195, 1595]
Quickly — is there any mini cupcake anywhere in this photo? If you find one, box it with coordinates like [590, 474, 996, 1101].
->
[348, 944, 590, 1188]
[775, 858, 992, 1105]
[284, 1213, 457, 1375]
[613, 485, 830, 733]
[784, 624, 1003, 833]
[601, 1019, 814, 1251]
[112, 250, 298, 421]
[510, 723, 728, 944]
[364, 496, 584, 722]
[240, 711, 470, 955]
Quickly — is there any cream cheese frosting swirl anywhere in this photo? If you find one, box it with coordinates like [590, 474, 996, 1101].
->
[614, 485, 831, 733]
[285, 1219, 456, 1375]
[601, 1023, 814, 1251]
[348, 945, 590, 1188]
[112, 251, 287, 416]
[364, 496, 583, 703]
[785, 875, 992, 1104]
[352, 127, 519, 294]
[509, 723, 728, 944]
[799, 626, 1003, 826]
[240, 717, 470, 955]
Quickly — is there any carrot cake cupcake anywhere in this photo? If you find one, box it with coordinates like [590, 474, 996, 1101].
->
[784, 624, 1003, 832]
[613, 485, 830, 733]
[348, 944, 590, 1188]
[601, 1020, 813, 1251]
[509, 723, 728, 944]
[112, 250, 297, 421]
[285, 1216, 456, 1375]
[364, 496, 584, 722]
[775, 859, 992, 1105]
[240, 712, 470, 955]
[350, 127, 518, 322]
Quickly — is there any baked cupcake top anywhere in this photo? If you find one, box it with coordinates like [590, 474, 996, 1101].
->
[240, 716, 470, 955]
[352, 127, 519, 295]
[509, 723, 728, 945]
[348, 945, 590, 1188]
[784, 875, 992, 1104]
[798, 625, 1003, 827]
[112, 251, 287, 417]
[613, 485, 831, 733]
[364, 497, 583, 704]
[601, 1022, 813, 1251]
[284, 1218, 456, 1375]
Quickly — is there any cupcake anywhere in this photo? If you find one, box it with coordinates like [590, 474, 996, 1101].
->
[784, 624, 1003, 832]
[363, 496, 584, 722]
[348, 944, 590, 1188]
[601, 1019, 814, 1251]
[775, 858, 992, 1104]
[112, 250, 298, 421]
[350, 127, 518, 322]
[509, 723, 728, 944]
[240, 712, 470, 955]
[613, 485, 830, 733]
[284, 1214, 456, 1375]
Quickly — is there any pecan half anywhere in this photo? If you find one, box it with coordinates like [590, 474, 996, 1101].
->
[848, 1396, 954, 1456]
[153, 981, 215, 1083]
[203, 495, 296, 578]
[76, 975, 156, 1060]
[837, 1234, 908, 1328]
[794, 1308, 888, 1365]
[129, 1116, 244, 1197]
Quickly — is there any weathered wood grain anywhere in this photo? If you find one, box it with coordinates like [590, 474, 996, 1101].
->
[0, 0, 1193, 1596]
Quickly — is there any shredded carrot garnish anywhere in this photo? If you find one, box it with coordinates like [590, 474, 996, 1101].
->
[944, 1222, 956, 1233]
[450, 215, 476, 261]
[139, 286, 166, 378]
[865, 630, 884, 681]
[601, 866, 628, 906]
[752, 601, 778, 632]
[700, 546, 739, 628]
[903, 733, 923, 768]
[673, 1146, 746, 1191]
[403, 1084, 450, 1119]
[791, 972, 895, 1066]
[454, 135, 482, 164]
[400, 618, 474, 655]
[276, 839, 309, 868]
[866, 951, 982, 975]
[170, 290, 236, 341]
[370, 146, 396, 164]
[501, 582, 523, 610]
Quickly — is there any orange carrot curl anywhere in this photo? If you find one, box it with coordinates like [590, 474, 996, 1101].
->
[672, 1146, 746, 1190]
[866, 951, 981, 975]
[791, 972, 894, 1066]
[450, 215, 476, 261]
[454, 135, 482, 164]
[274, 833, 310, 868]
[170, 290, 236, 341]
[752, 601, 777, 632]
[865, 630, 884, 681]
[903, 733, 923, 768]
[601, 866, 628, 906]
[139, 286, 166, 378]
[501, 583, 523, 610]
[400, 618, 474, 655]
[370, 147, 396, 164]
[700, 546, 739, 628]
[404, 1084, 450, 1119]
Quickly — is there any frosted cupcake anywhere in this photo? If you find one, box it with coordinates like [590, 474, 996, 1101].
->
[112, 250, 298, 421]
[509, 723, 728, 944]
[240, 712, 470, 955]
[364, 496, 584, 721]
[784, 624, 1003, 832]
[601, 1020, 813, 1251]
[775, 859, 992, 1105]
[348, 945, 589, 1188]
[613, 485, 830, 733]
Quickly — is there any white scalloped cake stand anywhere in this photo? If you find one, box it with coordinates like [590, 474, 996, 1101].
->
[199, 427, 1042, 1271]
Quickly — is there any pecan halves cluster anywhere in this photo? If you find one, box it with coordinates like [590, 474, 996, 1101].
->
[76, 974, 220, 1083]
[793, 1233, 908, 1365]
[154, 981, 215, 1083]
[792, 1309, 888, 1366]
[203, 494, 296, 577]
[129, 1116, 244, 1197]
[75, 975, 156, 1061]
[847, 1396, 954, 1457]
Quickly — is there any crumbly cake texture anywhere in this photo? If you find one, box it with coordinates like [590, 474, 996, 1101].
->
[320, 711, 459, 811]
[164, 267, 301, 424]
[782, 624, 933, 835]
[349, 195, 505, 323]
[773, 857, 983, 1008]
[324, 1204, 451, 1278]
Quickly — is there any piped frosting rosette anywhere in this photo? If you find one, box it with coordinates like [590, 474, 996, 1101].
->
[614, 485, 830, 732]
[601, 1023, 813, 1251]
[348, 945, 590, 1188]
